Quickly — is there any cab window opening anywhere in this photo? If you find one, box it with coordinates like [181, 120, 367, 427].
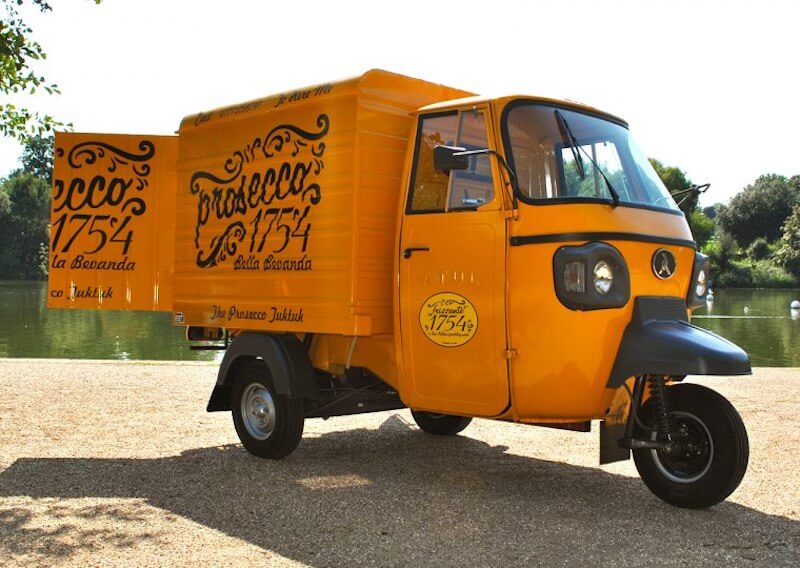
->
[407, 110, 495, 214]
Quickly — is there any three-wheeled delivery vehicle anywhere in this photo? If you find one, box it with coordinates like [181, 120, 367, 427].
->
[48, 70, 751, 508]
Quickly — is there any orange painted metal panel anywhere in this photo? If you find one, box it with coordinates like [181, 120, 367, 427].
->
[172, 70, 472, 336]
[48, 133, 177, 311]
[505, 205, 695, 421]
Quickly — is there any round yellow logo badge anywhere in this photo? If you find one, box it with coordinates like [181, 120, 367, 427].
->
[419, 292, 478, 347]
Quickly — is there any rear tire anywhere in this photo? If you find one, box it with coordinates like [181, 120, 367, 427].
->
[633, 383, 748, 508]
[231, 361, 304, 459]
[411, 410, 472, 435]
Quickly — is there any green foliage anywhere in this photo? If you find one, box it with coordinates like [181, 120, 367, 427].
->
[713, 261, 752, 288]
[19, 134, 54, 181]
[747, 237, 771, 261]
[1, 0, 60, 140]
[750, 260, 797, 288]
[713, 259, 797, 288]
[688, 210, 714, 248]
[716, 174, 800, 247]
[775, 203, 800, 277]
[648, 158, 709, 240]
[0, 171, 50, 279]
[702, 204, 720, 220]
[705, 229, 738, 272]
[0, 186, 10, 216]
[1, 1, 101, 141]
[5, 170, 49, 218]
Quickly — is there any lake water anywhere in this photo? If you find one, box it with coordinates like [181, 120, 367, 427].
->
[0, 281, 220, 362]
[1, 281, 798, 366]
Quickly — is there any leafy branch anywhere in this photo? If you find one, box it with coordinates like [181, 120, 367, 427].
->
[0, 0, 101, 141]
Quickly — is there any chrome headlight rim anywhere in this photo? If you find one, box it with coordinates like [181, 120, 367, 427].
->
[593, 259, 614, 295]
[695, 268, 707, 298]
[687, 251, 711, 310]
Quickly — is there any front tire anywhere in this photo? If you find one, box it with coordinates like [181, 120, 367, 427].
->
[231, 361, 304, 459]
[411, 410, 472, 435]
[633, 383, 748, 508]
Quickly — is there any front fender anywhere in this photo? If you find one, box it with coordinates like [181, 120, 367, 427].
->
[607, 296, 751, 388]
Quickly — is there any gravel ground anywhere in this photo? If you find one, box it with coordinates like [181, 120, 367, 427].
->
[0, 359, 798, 567]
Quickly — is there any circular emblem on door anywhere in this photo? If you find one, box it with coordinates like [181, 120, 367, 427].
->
[419, 292, 478, 347]
[652, 248, 677, 280]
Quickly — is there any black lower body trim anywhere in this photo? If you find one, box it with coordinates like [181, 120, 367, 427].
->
[510, 232, 696, 250]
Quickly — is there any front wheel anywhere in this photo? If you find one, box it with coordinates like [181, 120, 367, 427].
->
[411, 410, 472, 435]
[633, 383, 748, 508]
[231, 361, 304, 459]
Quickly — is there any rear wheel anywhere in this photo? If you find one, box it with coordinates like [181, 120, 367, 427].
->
[231, 361, 304, 459]
[411, 410, 472, 435]
[633, 383, 748, 508]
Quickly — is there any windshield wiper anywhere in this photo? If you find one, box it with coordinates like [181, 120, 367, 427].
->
[554, 109, 585, 179]
[554, 109, 621, 207]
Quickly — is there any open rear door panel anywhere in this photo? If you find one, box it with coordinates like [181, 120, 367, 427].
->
[48, 133, 177, 311]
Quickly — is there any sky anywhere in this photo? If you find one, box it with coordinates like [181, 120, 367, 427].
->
[1, 0, 798, 207]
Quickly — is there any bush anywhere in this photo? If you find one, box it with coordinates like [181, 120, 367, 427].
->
[775, 204, 800, 277]
[688, 210, 714, 248]
[705, 229, 738, 272]
[747, 237, 771, 261]
[714, 262, 753, 288]
[713, 259, 797, 288]
[750, 260, 797, 288]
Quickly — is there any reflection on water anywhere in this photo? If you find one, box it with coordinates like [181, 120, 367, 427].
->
[693, 288, 800, 367]
[1, 281, 798, 366]
[0, 281, 220, 361]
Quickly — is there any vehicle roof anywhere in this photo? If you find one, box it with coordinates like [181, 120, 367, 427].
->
[179, 69, 474, 131]
[417, 94, 629, 127]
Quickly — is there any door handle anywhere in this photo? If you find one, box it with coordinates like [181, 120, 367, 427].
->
[403, 246, 430, 259]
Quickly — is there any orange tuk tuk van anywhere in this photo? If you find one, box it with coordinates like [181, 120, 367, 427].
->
[48, 70, 750, 508]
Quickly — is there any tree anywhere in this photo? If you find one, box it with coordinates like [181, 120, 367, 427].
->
[716, 174, 800, 247]
[775, 204, 800, 277]
[688, 210, 714, 248]
[0, 189, 20, 275]
[6, 170, 49, 218]
[19, 133, 54, 181]
[1, 1, 100, 141]
[702, 204, 721, 220]
[0, 172, 50, 279]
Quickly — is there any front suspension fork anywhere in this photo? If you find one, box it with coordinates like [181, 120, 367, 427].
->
[620, 375, 675, 452]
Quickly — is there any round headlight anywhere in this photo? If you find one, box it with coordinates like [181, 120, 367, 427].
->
[696, 269, 707, 298]
[593, 260, 614, 294]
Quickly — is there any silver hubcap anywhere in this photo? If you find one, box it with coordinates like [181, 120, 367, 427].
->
[650, 410, 714, 484]
[241, 382, 276, 440]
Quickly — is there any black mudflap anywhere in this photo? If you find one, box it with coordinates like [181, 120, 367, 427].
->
[600, 420, 630, 465]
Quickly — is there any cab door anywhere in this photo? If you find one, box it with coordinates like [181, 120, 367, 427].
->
[398, 108, 509, 417]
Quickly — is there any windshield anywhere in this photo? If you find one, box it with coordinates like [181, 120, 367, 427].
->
[503, 103, 679, 211]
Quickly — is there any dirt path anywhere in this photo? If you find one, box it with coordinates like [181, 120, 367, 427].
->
[0, 360, 798, 566]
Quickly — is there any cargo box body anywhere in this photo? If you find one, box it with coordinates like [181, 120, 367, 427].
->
[48, 70, 471, 337]
[174, 70, 471, 336]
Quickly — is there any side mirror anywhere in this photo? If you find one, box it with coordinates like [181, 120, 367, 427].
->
[433, 145, 469, 172]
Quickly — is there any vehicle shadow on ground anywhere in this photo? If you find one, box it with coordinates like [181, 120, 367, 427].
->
[1, 415, 798, 567]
